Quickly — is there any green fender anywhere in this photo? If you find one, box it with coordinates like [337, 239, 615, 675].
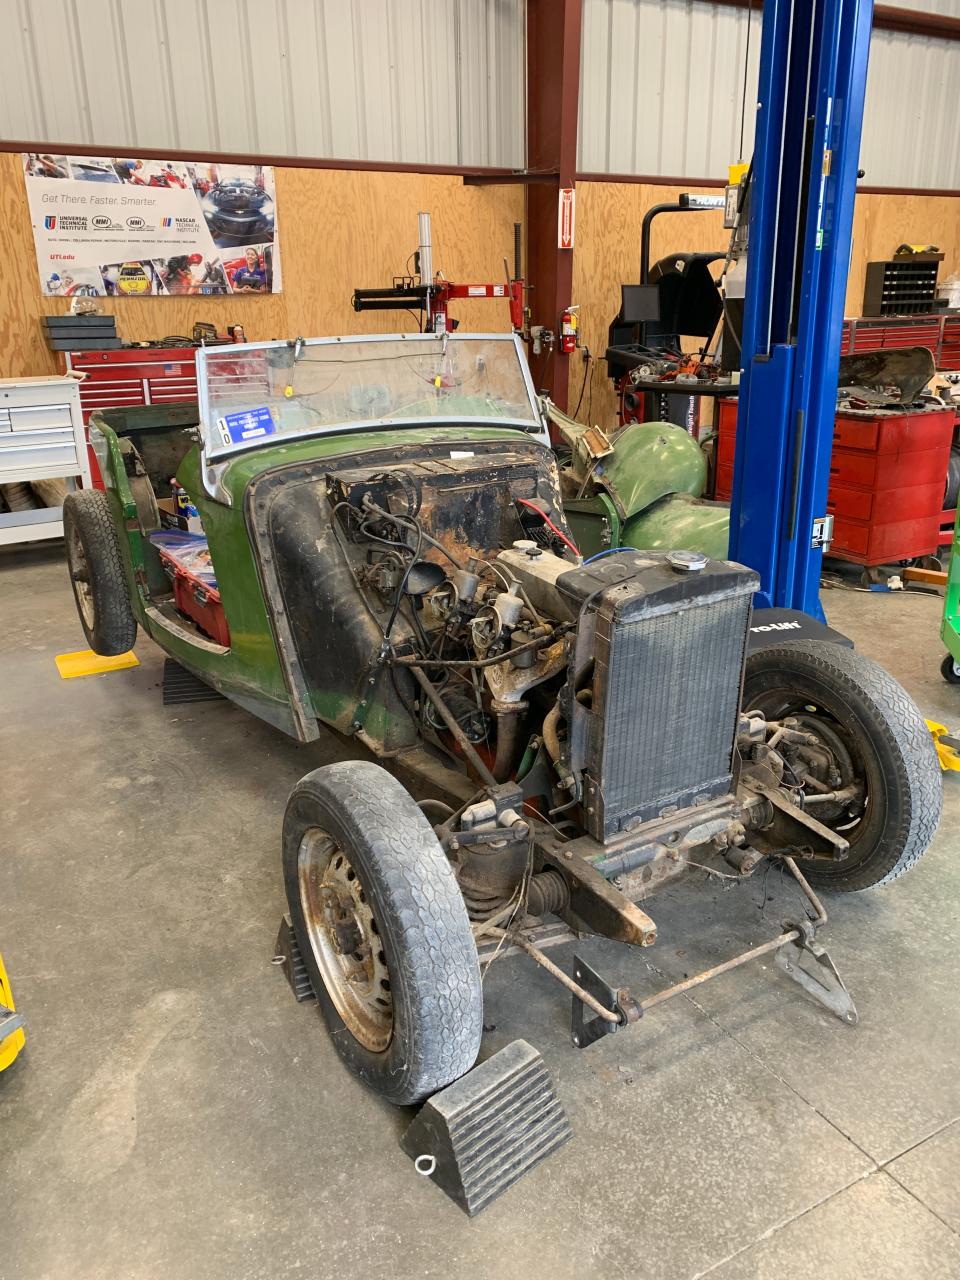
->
[561, 419, 730, 559]
[595, 421, 707, 518]
[623, 492, 730, 560]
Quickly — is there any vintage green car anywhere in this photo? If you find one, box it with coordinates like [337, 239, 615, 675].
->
[64, 333, 940, 1105]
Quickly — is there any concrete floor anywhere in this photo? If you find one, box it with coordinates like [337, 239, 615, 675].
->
[2, 541, 959, 1280]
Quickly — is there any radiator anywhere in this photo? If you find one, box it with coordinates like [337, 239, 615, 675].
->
[561, 554, 758, 842]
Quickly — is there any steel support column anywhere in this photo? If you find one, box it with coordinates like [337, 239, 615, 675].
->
[729, 0, 874, 619]
[525, 0, 582, 408]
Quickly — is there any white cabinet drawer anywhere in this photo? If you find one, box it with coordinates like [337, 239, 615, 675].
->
[7, 403, 74, 432]
[0, 426, 75, 451]
[0, 435, 80, 476]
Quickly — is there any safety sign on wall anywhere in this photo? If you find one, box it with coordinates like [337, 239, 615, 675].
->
[558, 187, 576, 250]
[22, 153, 282, 298]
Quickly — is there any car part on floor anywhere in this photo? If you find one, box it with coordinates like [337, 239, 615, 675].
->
[568, 857, 857, 1043]
[400, 1039, 571, 1216]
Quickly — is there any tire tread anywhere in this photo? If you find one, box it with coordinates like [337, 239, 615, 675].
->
[283, 761, 482, 1104]
[745, 640, 941, 890]
[63, 489, 137, 656]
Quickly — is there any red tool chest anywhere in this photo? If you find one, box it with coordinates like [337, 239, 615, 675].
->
[63, 347, 199, 487]
[64, 348, 198, 423]
[840, 314, 960, 370]
[715, 401, 956, 564]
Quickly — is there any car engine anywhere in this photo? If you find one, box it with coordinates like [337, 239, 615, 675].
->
[250, 446, 854, 938]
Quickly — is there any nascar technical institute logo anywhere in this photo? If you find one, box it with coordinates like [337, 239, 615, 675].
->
[161, 216, 173, 228]
[44, 215, 56, 230]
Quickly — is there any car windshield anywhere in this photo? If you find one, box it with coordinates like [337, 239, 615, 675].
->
[198, 334, 541, 458]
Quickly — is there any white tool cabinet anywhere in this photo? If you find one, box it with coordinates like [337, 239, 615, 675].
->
[0, 375, 91, 546]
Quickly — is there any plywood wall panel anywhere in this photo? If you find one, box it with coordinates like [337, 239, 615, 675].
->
[0, 154, 522, 381]
[569, 181, 728, 425]
[570, 179, 960, 427]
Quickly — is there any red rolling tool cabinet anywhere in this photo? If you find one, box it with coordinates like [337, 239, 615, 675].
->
[62, 348, 199, 486]
[715, 399, 956, 566]
[64, 348, 198, 423]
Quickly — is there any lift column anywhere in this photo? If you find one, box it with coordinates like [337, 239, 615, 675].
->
[728, 0, 874, 620]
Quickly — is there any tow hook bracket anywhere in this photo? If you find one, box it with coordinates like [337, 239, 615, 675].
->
[570, 955, 642, 1048]
[775, 921, 858, 1025]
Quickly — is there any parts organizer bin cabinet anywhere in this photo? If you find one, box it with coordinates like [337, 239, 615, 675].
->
[715, 401, 956, 565]
[0, 375, 91, 546]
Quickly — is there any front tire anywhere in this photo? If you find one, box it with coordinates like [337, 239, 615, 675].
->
[282, 761, 483, 1105]
[941, 653, 960, 685]
[743, 640, 941, 891]
[63, 489, 137, 656]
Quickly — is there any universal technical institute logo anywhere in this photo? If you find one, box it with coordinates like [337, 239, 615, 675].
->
[45, 214, 87, 232]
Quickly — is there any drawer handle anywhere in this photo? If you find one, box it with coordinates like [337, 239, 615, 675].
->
[0, 441, 76, 453]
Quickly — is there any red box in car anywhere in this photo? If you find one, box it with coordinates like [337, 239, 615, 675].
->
[170, 570, 230, 647]
[150, 532, 230, 647]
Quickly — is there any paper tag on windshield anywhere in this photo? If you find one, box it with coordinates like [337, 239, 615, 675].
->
[219, 406, 276, 444]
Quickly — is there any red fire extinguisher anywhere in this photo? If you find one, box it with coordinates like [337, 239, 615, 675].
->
[560, 306, 580, 354]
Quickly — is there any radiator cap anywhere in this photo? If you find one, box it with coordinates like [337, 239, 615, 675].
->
[667, 549, 708, 573]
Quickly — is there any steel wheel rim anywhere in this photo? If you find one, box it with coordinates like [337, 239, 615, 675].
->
[746, 688, 877, 868]
[297, 828, 393, 1052]
[67, 523, 95, 630]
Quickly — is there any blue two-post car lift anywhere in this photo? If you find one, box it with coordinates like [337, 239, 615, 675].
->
[730, 0, 874, 624]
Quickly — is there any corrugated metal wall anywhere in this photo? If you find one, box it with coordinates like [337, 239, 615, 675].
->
[860, 30, 960, 188]
[578, 0, 960, 189]
[2, 0, 958, 188]
[0, 0, 526, 168]
[578, 0, 761, 176]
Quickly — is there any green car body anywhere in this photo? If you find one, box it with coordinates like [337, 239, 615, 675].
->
[93, 409, 562, 745]
[85, 335, 562, 763]
[85, 334, 731, 757]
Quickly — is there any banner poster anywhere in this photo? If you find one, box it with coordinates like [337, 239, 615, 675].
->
[22, 153, 282, 297]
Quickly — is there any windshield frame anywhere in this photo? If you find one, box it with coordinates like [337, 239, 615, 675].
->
[196, 331, 543, 466]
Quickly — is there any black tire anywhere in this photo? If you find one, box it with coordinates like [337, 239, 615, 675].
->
[1, 481, 39, 512]
[942, 653, 960, 685]
[743, 640, 941, 891]
[282, 761, 483, 1105]
[63, 489, 138, 656]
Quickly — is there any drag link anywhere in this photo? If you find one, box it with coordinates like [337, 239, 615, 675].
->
[483, 925, 621, 1024]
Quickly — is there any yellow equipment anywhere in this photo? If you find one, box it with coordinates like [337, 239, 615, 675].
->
[55, 648, 139, 679]
[0, 952, 25, 1071]
[926, 721, 960, 773]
